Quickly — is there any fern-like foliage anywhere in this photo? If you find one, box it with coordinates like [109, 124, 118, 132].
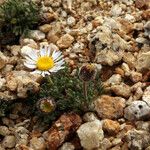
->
[0, 0, 40, 36]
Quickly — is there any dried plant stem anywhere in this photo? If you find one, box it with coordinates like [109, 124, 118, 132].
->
[83, 81, 87, 100]
[83, 81, 88, 110]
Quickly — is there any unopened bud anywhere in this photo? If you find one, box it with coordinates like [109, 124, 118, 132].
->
[79, 64, 97, 82]
[37, 97, 56, 114]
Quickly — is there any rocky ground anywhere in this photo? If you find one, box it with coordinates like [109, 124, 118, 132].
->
[0, 0, 150, 149]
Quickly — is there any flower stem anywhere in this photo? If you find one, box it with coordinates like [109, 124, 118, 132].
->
[83, 81, 88, 100]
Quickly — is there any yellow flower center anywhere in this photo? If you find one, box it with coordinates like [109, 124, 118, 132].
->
[37, 56, 54, 71]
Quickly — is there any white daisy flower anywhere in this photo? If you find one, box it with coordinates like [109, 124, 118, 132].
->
[24, 45, 65, 77]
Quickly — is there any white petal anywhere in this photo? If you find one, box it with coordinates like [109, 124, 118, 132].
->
[40, 46, 47, 56]
[25, 56, 36, 64]
[47, 46, 51, 56]
[52, 51, 62, 60]
[54, 55, 63, 62]
[41, 71, 46, 77]
[44, 71, 51, 75]
[49, 66, 65, 73]
[25, 59, 36, 65]
[55, 59, 65, 66]
[24, 62, 36, 69]
[31, 70, 42, 75]
[28, 50, 38, 61]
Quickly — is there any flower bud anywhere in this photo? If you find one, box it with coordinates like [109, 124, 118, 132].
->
[79, 64, 97, 82]
[37, 97, 56, 114]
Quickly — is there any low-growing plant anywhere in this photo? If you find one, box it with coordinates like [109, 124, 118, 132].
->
[27, 66, 104, 123]
[0, 0, 40, 41]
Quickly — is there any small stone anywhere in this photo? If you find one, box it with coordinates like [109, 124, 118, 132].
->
[95, 95, 125, 119]
[125, 129, 150, 149]
[102, 119, 120, 135]
[83, 112, 98, 122]
[57, 34, 74, 49]
[110, 4, 122, 17]
[99, 138, 112, 150]
[104, 74, 122, 86]
[135, 0, 148, 8]
[47, 32, 59, 44]
[130, 71, 142, 83]
[30, 137, 46, 150]
[110, 83, 131, 98]
[77, 120, 104, 150]
[136, 51, 150, 71]
[96, 50, 123, 66]
[142, 10, 150, 20]
[136, 121, 150, 131]
[15, 127, 29, 145]
[42, 13, 57, 23]
[29, 30, 45, 41]
[39, 24, 52, 33]
[20, 38, 38, 49]
[112, 138, 122, 146]
[10, 45, 21, 56]
[0, 126, 10, 136]
[67, 16, 76, 26]
[121, 63, 130, 76]
[119, 19, 134, 34]
[2, 117, 15, 127]
[123, 52, 136, 67]
[59, 142, 75, 150]
[125, 14, 135, 23]
[115, 68, 125, 77]
[124, 101, 150, 121]
[2, 135, 16, 148]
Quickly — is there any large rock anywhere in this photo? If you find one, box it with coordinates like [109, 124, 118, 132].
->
[43, 113, 82, 150]
[77, 120, 104, 150]
[125, 129, 150, 150]
[124, 101, 150, 121]
[94, 95, 125, 119]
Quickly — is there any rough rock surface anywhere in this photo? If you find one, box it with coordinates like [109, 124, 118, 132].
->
[102, 119, 120, 135]
[95, 95, 126, 119]
[77, 120, 104, 150]
[124, 101, 150, 121]
[125, 129, 150, 150]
